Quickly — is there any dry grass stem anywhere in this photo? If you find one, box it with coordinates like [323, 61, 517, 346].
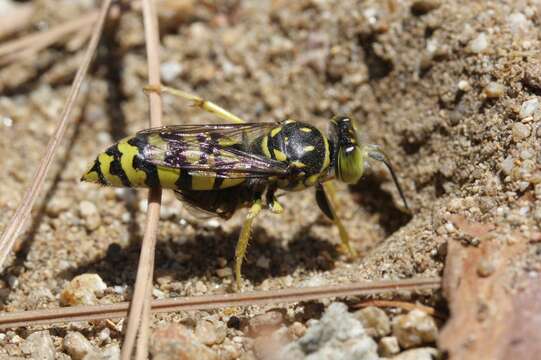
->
[0, 277, 441, 329]
[0, 11, 99, 66]
[121, 0, 163, 358]
[0, 0, 113, 272]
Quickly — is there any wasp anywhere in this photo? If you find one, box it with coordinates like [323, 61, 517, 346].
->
[81, 85, 409, 289]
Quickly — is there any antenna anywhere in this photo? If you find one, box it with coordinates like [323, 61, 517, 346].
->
[365, 145, 410, 212]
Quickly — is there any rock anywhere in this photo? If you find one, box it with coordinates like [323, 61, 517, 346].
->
[21, 331, 55, 360]
[512, 123, 530, 141]
[519, 98, 539, 119]
[151, 323, 218, 360]
[483, 82, 505, 98]
[354, 306, 391, 338]
[280, 302, 378, 360]
[469, 32, 489, 53]
[195, 319, 227, 346]
[379, 336, 400, 357]
[411, 1, 440, 16]
[63, 332, 97, 360]
[501, 156, 515, 175]
[60, 274, 107, 306]
[392, 309, 438, 349]
[82, 344, 120, 360]
[288, 322, 307, 339]
[245, 311, 284, 337]
[390, 347, 441, 360]
[46, 197, 70, 217]
[79, 201, 101, 231]
[160, 62, 183, 83]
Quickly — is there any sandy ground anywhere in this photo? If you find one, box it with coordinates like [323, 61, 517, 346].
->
[0, 0, 540, 358]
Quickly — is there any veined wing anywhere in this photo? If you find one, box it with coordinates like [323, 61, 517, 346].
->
[137, 122, 290, 179]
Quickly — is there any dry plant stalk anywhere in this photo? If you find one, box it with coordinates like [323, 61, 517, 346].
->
[0, 0, 113, 272]
[121, 0, 163, 358]
[0, 11, 99, 66]
[0, 277, 441, 329]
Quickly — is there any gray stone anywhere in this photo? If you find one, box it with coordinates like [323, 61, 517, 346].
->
[21, 331, 55, 360]
[280, 302, 378, 360]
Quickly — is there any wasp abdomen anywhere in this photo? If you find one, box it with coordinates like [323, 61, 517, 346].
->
[81, 133, 244, 191]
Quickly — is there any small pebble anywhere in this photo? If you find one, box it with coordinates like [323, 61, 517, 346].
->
[483, 82, 505, 98]
[195, 319, 227, 346]
[288, 322, 307, 339]
[457, 80, 471, 92]
[63, 332, 97, 360]
[280, 302, 378, 359]
[519, 98, 539, 119]
[469, 32, 489, 53]
[392, 309, 438, 349]
[379, 336, 400, 357]
[160, 62, 183, 83]
[21, 331, 55, 360]
[508, 12, 529, 34]
[354, 306, 391, 338]
[46, 197, 70, 217]
[151, 323, 218, 360]
[411, 0, 440, 16]
[79, 201, 101, 231]
[501, 156, 514, 175]
[390, 347, 441, 360]
[60, 273, 107, 306]
[245, 311, 284, 337]
[512, 123, 530, 141]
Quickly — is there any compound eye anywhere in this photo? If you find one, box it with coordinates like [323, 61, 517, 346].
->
[337, 145, 364, 184]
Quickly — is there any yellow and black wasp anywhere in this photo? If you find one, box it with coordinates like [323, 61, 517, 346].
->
[81, 86, 409, 288]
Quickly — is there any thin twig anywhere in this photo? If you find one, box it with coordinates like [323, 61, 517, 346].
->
[121, 0, 163, 358]
[0, 277, 441, 329]
[0, 0, 113, 272]
[0, 11, 99, 66]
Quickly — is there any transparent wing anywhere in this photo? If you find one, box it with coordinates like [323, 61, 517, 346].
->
[138, 123, 290, 179]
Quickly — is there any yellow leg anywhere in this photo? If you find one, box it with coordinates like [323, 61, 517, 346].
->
[321, 182, 357, 257]
[235, 199, 262, 289]
[144, 84, 246, 124]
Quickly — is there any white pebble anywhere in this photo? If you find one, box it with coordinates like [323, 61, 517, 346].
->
[79, 201, 101, 231]
[160, 62, 183, 83]
[60, 274, 107, 306]
[519, 98, 539, 119]
[501, 156, 514, 175]
[508, 12, 529, 33]
[469, 32, 489, 53]
[1, 116, 13, 127]
[457, 80, 471, 92]
[483, 82, 505, 98]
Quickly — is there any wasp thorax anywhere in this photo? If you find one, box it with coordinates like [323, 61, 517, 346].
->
[330, 115, 364, 184]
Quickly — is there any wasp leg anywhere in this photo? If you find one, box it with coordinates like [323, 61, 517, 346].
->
[235, 199, 263, 289]
[316, 182, 357, 257]
[144, 84, 246, 124]
[266, 187, 283, 214]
